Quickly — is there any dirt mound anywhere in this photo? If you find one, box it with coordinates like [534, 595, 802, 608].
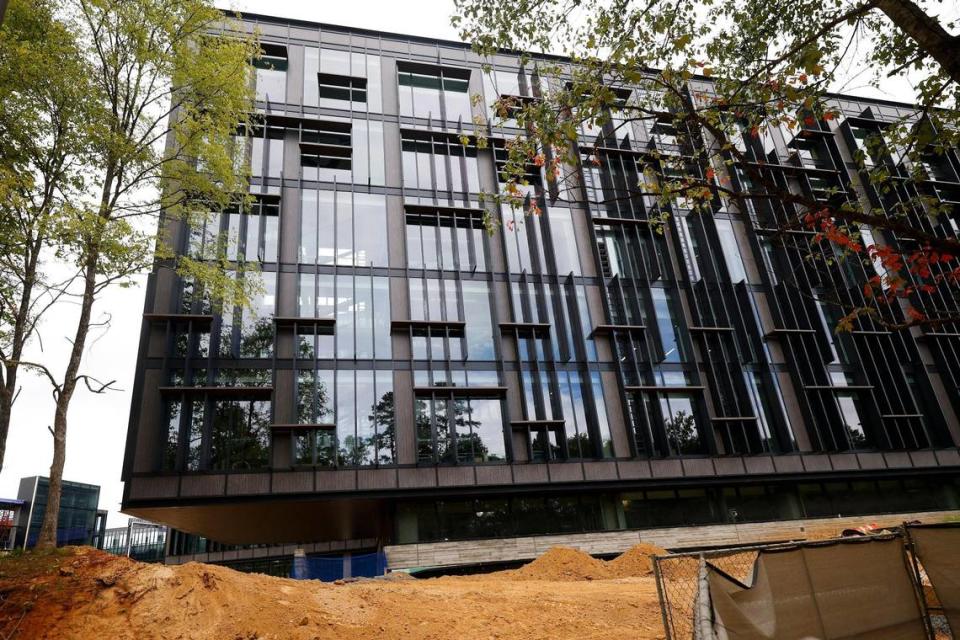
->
[509, 546, 614, 581]
[0, 546, 667, 639]
[607, 543, 669, 578]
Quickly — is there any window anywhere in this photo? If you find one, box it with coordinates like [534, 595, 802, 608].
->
[300, 119, 385, 186]
[209, 399, 271, 470]
[407, 278, 495, 361]
[304, 47, 382, 112]
[714, 219, 747, 283]
[219, 272, 275, 359]
[300, 191, 387, 267]
[649, 288, 687, 363]
[296, 369, 394, 466]
[482, 68, 541, 127]
[254, 43, 287, 103]
[675, 216, 702, 282]
[235, 124, 284, 179]
[654, 392, 703, 455]
[398, 62, 472, 122]
[297, 274, 391, 359]
[300, 120, 351, 182]
[401, 130, 479, 192]
[415, 393, 505, 463]
[849, 126, 877, 166]
[548, 208, 582, 275]
[190, 198, 279, 264]
[405, 207, 486, 271]
[517, 370, 611, 460]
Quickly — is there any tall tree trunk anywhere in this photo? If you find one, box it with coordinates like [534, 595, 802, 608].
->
[874, 0, 960, 85]
[33, 247, 99, 550]
[34, 164, 113, 551]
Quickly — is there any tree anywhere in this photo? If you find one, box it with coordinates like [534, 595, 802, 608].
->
[30, 0, 260, 550]
[0, 0, 89, 473]
[453, 0, 959, 331]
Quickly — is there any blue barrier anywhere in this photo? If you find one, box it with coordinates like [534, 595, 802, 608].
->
[291, 550, 387, 581]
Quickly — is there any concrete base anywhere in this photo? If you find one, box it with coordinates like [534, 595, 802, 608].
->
[384, 509, 960, 570]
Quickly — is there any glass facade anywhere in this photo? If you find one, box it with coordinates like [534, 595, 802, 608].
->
[128, 18, 960, 552]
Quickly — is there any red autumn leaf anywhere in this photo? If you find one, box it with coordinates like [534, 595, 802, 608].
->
[803, 115, 816, 127]
[705, 167, 716, 181]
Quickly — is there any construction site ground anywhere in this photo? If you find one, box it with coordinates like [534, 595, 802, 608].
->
[0, 543, 668, 640]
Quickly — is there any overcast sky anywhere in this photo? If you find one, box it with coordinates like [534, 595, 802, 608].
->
[0, 0, 948, 529]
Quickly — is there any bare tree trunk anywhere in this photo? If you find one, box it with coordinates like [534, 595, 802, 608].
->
[33, 248, 99, 550]
[875, 0, 960, 85]
[34, 163, 113, 550]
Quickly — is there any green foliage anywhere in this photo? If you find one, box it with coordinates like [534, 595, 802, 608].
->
[454, 0, 960, 330]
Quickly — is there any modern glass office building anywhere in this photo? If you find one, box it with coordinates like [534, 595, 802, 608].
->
[14, 476, 106, 549]
[121, 12, 960, 555]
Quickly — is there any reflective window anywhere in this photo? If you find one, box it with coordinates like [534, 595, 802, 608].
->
[649, 288, 687, 363]
[407, 278, 494, 361]
[406, 208, 486, 271]
[218, 271, 275, 359]
[398, 62, 472, 122]
[254, 43, 287, 103]
[300, 191, 387, 266]
[304, 47, 382, 112]
[654, 393, 703, 455]
[236, 124, 284, 179]
[189, 198, 279, 264]
[837, 392, 870, 449]
[209, 399, 271, 470]
[401, 130, 479, 192]
[548, 208, 582, 275]
[295, 369, 394, 466]
[297, 274, 391, 359]
[415, 394, 505, 463]
[714, 219, 747, 283]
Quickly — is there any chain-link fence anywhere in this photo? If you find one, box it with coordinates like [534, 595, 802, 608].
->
[653, 544, 760, 639]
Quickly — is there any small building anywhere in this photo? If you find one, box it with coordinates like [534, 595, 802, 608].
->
[13, 476, 106, 550]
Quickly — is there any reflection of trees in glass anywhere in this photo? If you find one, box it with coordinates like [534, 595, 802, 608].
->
[665, 410, 701, 455]
[239, 317, 274, 358]
[369, 391, 396, 464]
[296, 372, 331, 424]
[163, 401, 181, 470]
[210, 399, 270, 470]
[566, 431, 592, 459]
[416, 396, 503, 463]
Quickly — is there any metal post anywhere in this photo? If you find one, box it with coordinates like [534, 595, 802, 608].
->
[652, 555, 674, 640]
[125, 519, 133, 557]
[902, 523, 936, 640]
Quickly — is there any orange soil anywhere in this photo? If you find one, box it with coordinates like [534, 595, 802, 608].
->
[0, 545, 668, 640]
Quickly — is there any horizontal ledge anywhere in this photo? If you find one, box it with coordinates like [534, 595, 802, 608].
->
[391, 320, 466, 336]
[271, 423, 336, 431]
[510, 419, 566, 427]
[143, 313, 214, 324]
[764, 328, 817, 336]
[159, 386, 273, 398]
[711, 416, 759, 421]
[688, 326, 735, 332]
[414, 386, 508, 397]
[591, 216, 655, 226]
[804, 385, 873, 391]
[273, 317, 336, 335]
[591, 324, 646, 336]
[880, 414, 925, 419]
[499, 322, 551, 333]
[624, 385, 706, 392]
[920, 332, 960, 338]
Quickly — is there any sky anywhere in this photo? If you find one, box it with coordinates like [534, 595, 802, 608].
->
[0, 0, 951, 529]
